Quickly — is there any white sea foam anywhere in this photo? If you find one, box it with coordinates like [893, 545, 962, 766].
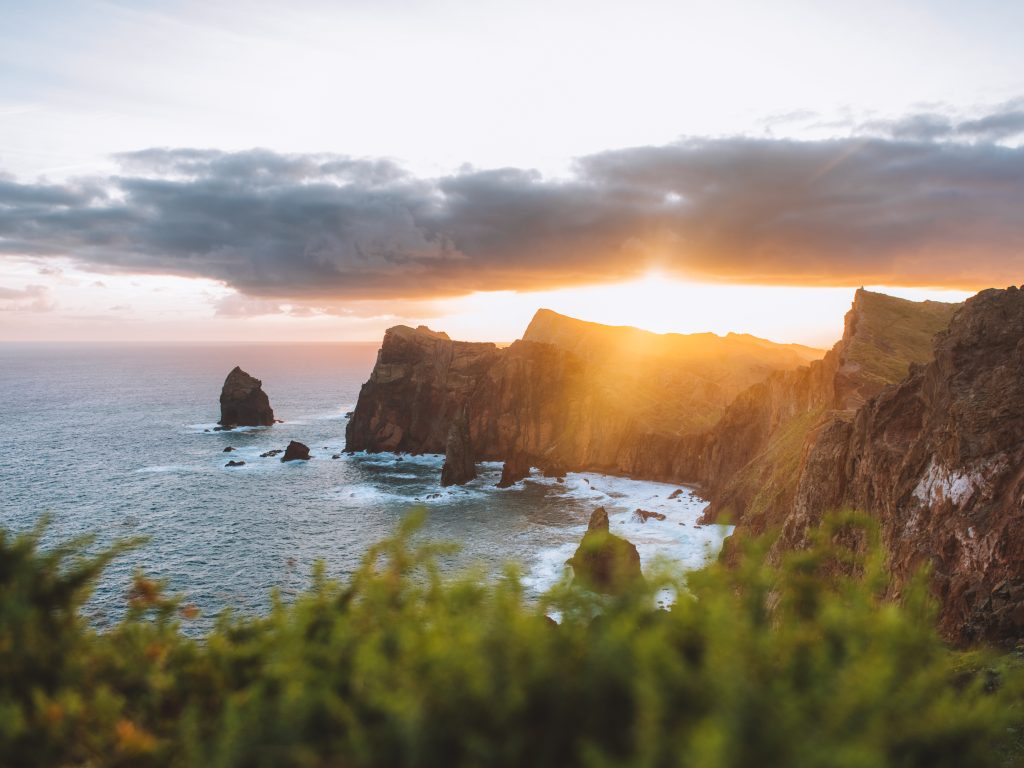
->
[524, 471, 732, 594]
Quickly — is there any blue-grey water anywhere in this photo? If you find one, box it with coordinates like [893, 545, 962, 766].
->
[0, 342, 730, 632]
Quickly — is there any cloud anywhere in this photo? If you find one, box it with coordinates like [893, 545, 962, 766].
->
[0, 103, 1023, 299]
[0, 284, 54, 312]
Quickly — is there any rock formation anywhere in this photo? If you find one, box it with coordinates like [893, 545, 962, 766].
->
[225, 460, 245, 467]
[440, 408, 476, 486]
[568, 508, 642, 594]
[497, 453, 532, 488]
[281, 441, 311, 462]
[219, 367, 275, 427]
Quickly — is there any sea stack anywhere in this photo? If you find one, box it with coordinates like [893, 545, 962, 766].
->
[440, 409, 476, 487]
[568, 507, 642, 594]
[219, 366, 275, 427]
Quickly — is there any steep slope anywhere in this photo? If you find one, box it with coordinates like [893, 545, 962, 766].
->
[778, 286, 1024, 644]
[695, 290, 959, 533]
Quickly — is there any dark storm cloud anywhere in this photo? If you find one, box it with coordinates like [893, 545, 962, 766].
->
[1, 109, 1023, 299]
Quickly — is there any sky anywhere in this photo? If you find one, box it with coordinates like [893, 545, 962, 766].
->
[0, 0, 1021, 345]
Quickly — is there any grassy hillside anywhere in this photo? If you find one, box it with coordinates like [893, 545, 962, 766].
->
[523, 309, 825, 433]
[838, 290, 961, 407]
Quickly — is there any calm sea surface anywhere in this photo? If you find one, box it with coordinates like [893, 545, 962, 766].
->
[0, 342, 730, 632]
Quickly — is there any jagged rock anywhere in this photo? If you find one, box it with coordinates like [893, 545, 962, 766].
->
[778, 285, 1024, 645]
[223, 446, 236, 452]
[632, 509, 666, 523]
[219, 367, 275, 427]
[225, 460, 245, 467]
[497, 453, 532, 488]
[281, 441, 310, 462]
[440, 409, 476, 487]
[668, 489, 684, 499]
[568, 508, 643, 594]
[260, 449, 283, 458]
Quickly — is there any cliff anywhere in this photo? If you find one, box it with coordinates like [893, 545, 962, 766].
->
[345, 313, 823, 479]
[777, 286, 1024, 644]
[695, 289, 959, 532]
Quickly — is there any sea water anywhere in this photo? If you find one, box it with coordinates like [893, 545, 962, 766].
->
[0, 342, 732, 632]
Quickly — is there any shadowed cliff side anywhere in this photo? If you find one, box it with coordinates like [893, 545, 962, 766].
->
[776, 286, 1024, 645]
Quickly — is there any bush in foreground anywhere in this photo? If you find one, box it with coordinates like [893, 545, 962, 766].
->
[0, 512, 1021, 767]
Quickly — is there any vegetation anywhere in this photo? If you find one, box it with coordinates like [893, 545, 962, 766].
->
[1, 512, 1021, 767]
[843, 290, 959, 393]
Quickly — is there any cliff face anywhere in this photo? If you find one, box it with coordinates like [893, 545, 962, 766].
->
[346, 313, 824, 479]
[779, 286, 1024, 644]
[344, 326, 502, 453]
[694, 290, 958, 532]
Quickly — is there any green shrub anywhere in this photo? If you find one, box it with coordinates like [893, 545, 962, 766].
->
[0, 511, 1020, 767]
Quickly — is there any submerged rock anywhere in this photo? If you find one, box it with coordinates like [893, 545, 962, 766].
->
[225, 460, 246, 467]
[568, 507, 643, 594]
[219, 366, 275, 427]
[281, 441, 311, 462]
[632, 509, 667, 523]
[223, 446, 236, 453]
[260, 449, 283, 458]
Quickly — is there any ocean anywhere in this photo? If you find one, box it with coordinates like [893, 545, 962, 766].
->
[0, 342, 731, 632]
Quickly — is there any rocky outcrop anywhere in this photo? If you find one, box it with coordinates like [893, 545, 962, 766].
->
[777, 286, 1024, 645]
[281, 441, 310, 462]
[568, 508, 643, 594]
[219, 367, 275, 427]
[345, 312, 825, 484]
[497, 453, 533, 488]
[440, 409, 476, 487]
[345, 326, 502, 454]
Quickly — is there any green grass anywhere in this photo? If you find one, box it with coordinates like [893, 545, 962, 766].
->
[1, 512, 1022, 767]
[843, 291, 959, 393]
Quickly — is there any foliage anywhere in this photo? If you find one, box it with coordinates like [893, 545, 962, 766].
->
[0, 511, 1021, 767]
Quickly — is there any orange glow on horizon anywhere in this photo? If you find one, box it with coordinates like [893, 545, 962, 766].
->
[0, 259, 977, 347]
